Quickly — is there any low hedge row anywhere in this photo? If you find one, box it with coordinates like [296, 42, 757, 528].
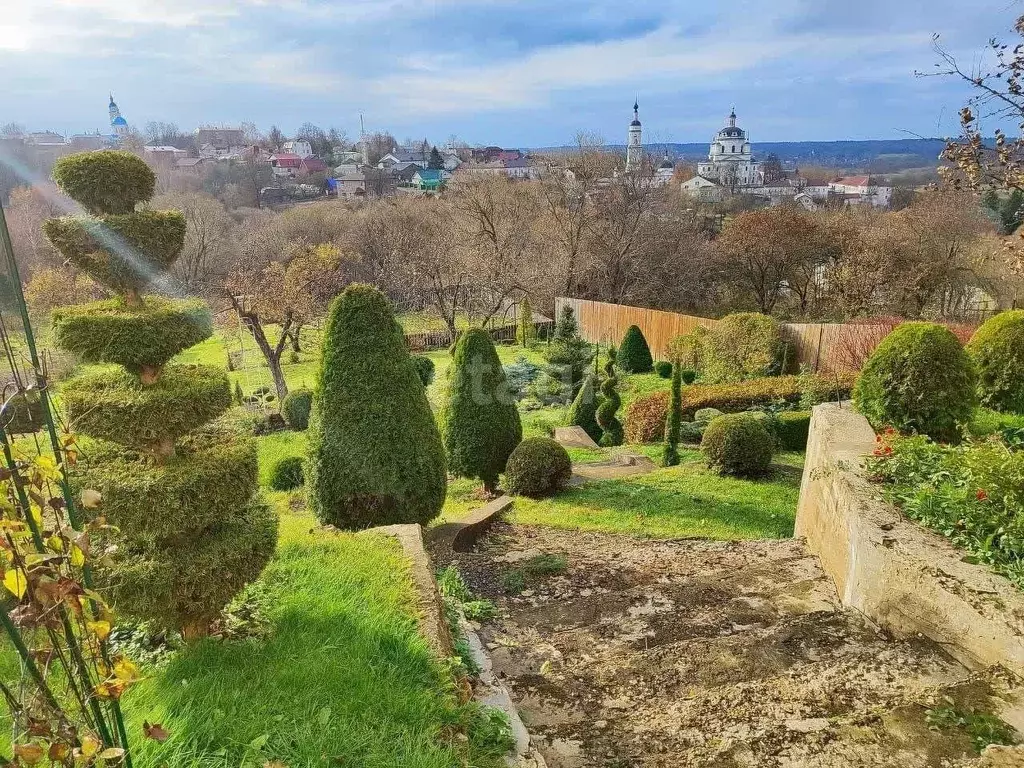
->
[624, 374, 852, 444]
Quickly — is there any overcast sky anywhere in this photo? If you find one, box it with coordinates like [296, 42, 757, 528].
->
[0, 0, 1018, 147]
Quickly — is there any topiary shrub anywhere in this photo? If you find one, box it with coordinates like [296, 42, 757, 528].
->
[567, 373, 601, 443]
[853, 322, 977, 443]
[282, 388, 313, 430]
[442, 328, 522, 493]
[697, 313, 784, 383]
[694, 407, 725, 424]
[270, 456, 305, 491]
[654, 360, 673, 378]
[662, 363, 683, 466]
[701, 414, 774, 477]
[681, 369, 698, 385]
[412, 354, 436, 387]
[679, 421, 706, 444]
[771, 411, 811, 451]
[967, 310, 1024, 413]
[596, 349, 623, 446]
[307, 284, 447, 529]
[504, 437, 572, 498]
[47, 152, 276, 639]
[618, 325, 653, 373]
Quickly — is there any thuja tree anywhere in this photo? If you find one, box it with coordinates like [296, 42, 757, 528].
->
[596, 348, 623, 446]
[443, 328, 522, 494]
[307, 284, 447, 528]
[545, 306, 593, 401]
[517, 296, 535, 347]
[618, 324, 653, 373]
[44, 150, 278, 639]
[663, 362, 683, 467]
[567, 372, 601, 443]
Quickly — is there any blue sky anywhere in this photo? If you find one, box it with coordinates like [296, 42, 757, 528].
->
[0, 0, 1017, 147]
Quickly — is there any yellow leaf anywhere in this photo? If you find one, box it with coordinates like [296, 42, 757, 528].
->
[98, 747, 124, 760]
[113, 658, 140, 682]
[80, 734, 100, 758]
[87, 621, 111, 641]
[3, 568, 27, 599]
[45, 535, 64, 552]
[80, 489, 102, 510]
[70, 544, 85, 568]
[14, 743, 44, 764]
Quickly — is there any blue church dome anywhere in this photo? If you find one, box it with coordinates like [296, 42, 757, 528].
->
[112, 116, 128, 126]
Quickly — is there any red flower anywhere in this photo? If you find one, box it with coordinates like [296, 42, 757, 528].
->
[976, 489, 989, 502]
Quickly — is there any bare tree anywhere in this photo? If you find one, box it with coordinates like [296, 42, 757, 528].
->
[152, 191, 237, 295]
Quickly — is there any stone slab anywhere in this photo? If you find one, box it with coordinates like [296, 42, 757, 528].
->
[426, 495, 513, 554]
[553, 426, 600, 449]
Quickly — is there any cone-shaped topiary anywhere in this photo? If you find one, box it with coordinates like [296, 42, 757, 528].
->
[567, 373, 602, 443]
[282, 388, 313, 430]
[596, 349, 623, 446]
[663, 363, 683, 467]
[45, 150, 277, 639]
[306, 284, 447, 528]
[967, 310, 1024, 413]
[618, 325, 653, 373]
[853, 322, 976, 444]
[443, 329, 522, 493]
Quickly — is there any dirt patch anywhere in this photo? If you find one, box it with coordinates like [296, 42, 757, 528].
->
[443, 523, 1022, 768]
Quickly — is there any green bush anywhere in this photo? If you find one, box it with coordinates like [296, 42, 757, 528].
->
[51, 150, 155, 215]
[663, 363, 683, 466]
[52, 296, 212, 373]
[282, 388, 313, 430]
[694, 407, 725, 424]
[504, 437, 572, 498]
[503, 356, 541, 400]
[679, 421, 706, 444]
[697, 313, 784, 383]
[654, 361, 673, 378]
[968, 310, 1024, 413]
[701, 414, 774, 477]
[307, 284, 447, 529]
[681, 369, 698, 385]
[596, 351, 623, 446]
[270, 456, 305, 491]
[442, 328, 522, 492]
[544, 306, 593, 401]
[771, 411, 811, 451]
[61, 364, 231, 449]
[853, 322, 977, 443]
[567, 373, 601, 443]
[618, 325, 654, 373]
[412, 354, 436, 387]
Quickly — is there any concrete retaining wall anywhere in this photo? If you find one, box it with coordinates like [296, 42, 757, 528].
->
[796, 402, 1024, 676]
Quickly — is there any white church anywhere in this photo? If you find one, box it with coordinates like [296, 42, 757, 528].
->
[695, 109, 762, 187]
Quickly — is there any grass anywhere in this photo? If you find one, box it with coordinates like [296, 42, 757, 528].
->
[123, 505, 507, 768]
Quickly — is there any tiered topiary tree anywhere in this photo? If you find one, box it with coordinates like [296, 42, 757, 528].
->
[44, 150, 278, 639]
[618, 324, 653, 373]
[443, 328, 522, 494]
[853, 321, 976, 444]
[567, 373, 601, 443]
[596, 348, 623, 446]
[307, 284, 447, 528]
[662, 362, 683, 466]
[967, 310, 1024, 413]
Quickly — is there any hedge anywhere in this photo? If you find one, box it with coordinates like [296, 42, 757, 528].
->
[282, 388, 313, 430]
[269, 456, 305, 491]
[52, 296, 212, 373]
[442, 328, 522, 492]
[504, 437, 572, 497]
[51, 150, 155, 215]
[625, 374, 854, 444]
[967, 310, 1024, 414]
[306, 284, 447, 529]
[61, 364, 231, 448]
[771, 411, 812, 451]
[702, 414, 774, 477]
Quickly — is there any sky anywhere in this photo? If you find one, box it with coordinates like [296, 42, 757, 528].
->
[0, 0, 1019, 147]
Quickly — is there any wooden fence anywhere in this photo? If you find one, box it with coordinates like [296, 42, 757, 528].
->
[554, 298, 979, 374]
[404, 320, 555, 352]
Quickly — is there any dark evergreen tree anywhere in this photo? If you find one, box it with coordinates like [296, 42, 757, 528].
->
[307, 284, 447, 527]
[662, 363, 683, 466]
[567, 373, 602, 443]
[618, 324, 653, 373]
[596, 349, 623, 446]
[442, 328, 522, 494]
[544, 306, 594, 401]
[428, 146, 445, 170]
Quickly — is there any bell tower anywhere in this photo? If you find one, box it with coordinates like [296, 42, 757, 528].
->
[626, 100, 643, 172]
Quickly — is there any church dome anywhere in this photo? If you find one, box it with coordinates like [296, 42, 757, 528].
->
[112, 116, 128, 126]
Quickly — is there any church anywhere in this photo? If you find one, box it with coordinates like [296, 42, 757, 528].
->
[695, 109, 763, 188]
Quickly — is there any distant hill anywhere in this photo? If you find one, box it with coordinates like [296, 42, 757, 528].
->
[531, 137, 956, 172]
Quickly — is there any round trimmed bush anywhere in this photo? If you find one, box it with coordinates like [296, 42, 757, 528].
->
[699, 313, 784, 383]
[307, 284, 447, 529]
[504, 437, 572, 498]
[694, 407, 724, 424]
[442, 329, 522, 492]
[51, 150, 155, 215]
[967, 310, 1024, 413]
[853, 322, 976, 443]
[681, 369, 698, 385]
[269, 456, 304, 491]
[412, 354, 436, 386]
[701, 414, 774, 477]
[618, 325, 653, 373]
[282, 388, 313, 430]
[654, 361, 673, 378]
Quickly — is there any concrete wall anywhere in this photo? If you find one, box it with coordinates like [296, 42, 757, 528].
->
[796, 403, 1024, 676]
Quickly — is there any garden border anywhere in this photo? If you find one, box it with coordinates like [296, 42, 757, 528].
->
[796, 402, 1024, 676]
[427, 495, 514, 554]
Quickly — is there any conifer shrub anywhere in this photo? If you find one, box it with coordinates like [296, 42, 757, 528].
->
[306, 284, 447, 529]
[663, 363, 683, 466]
[967, 310, 1024, 413]
[443, 328, 522, 493]
[701, 414, 774, 477]
[46, 150, 276, 639]
[504, 437, 572, 498]
[618, 325, 653, 373]
[681, 369, 698, 385]
[518, 297, 535, 347]
[412, 354, 436, 387]
[596, 350, 623, 446]
[567, 373, 602, 443]
[269, 456, 305, 491]
[282, 388, 313, 430]
[853, 322, 976, 443]
[654, 361, 673, 378]
[543, 306, 593, 402]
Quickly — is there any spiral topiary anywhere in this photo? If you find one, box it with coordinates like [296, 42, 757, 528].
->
[567, 373, 602, 443]
[45, 150, 277, 639]
[596, 348, 623, 447]
[967, 310, 1024, 414]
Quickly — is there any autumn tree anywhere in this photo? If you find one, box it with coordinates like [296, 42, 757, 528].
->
[151, 191, 236, 294]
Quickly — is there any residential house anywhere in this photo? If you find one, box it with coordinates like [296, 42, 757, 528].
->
[455, 158, 537, 180]
[195, 127, 246, 155]
[827, 176, 892, 207]
[391, 163, 420, 184]
[378, 146, 428, 169]
[331, 172, 367, 198]
[24, 131, 66, 146]
[144, 145, 188, 160]
[174, 157, 209, 173]
[412, 168, 448, 191]
[443, 153, 462, 172]
[68, 134, 108, 151]
[335, 150, 364, 164]
[299, 156, 328, 175]
[680, 176, 726, 203]
[270, 153, 303, 178]
[283, 140, 313, 158]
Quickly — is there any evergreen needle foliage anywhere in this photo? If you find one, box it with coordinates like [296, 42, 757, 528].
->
[544, 306, 593, 402]
[618, 324, 654, 373]
[596, 348, 623, 447]
[663, 363, 683, 467]
[518, 297, 535, 347]
[306, 284, 447, 528]
[442, 328, 522, 493]
[567, 373, 602, 443]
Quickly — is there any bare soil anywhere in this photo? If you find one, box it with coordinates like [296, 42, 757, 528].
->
[442, 523, 1023, 768]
